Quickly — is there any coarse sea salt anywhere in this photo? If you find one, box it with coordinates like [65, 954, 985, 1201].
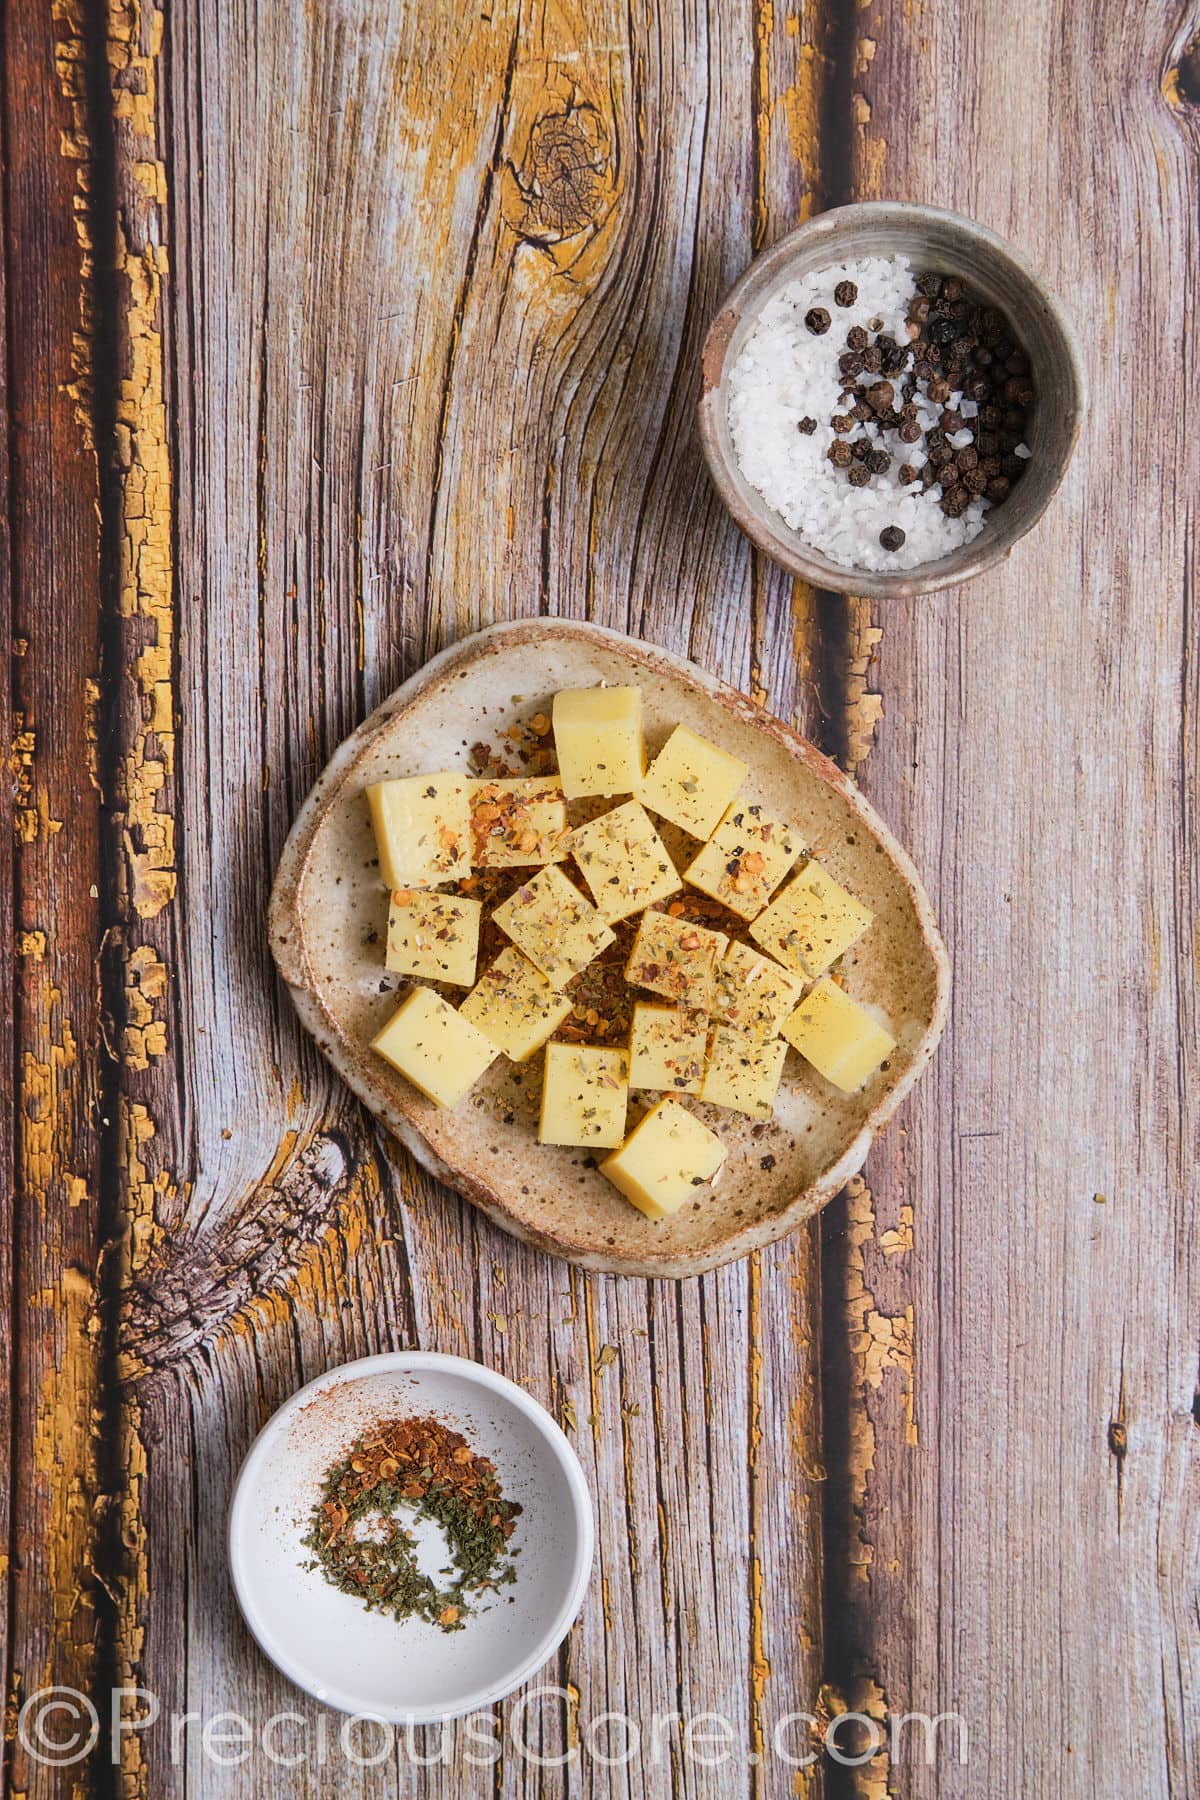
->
[726, 254, 991, 573]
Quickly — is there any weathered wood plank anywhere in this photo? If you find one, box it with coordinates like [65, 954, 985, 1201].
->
[3, 4, 109, 1795]
[126, 0, 827, 1795]
[819, 2, 1200, 1794]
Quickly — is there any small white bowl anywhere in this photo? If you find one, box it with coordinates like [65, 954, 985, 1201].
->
[228, 1351, 594, 1722]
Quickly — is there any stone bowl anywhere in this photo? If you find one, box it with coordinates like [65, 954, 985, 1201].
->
[698, 201, 1087, 600]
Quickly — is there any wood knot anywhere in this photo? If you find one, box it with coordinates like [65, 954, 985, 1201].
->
[1107, 1418, 1127, 1458]
[507, 103, 609, 245]
[1165, 38, 1200, 107]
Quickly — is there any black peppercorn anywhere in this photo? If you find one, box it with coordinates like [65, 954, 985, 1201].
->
[834, 280, 858, 307]
[928, 377, 951, 404]
[851, 438, 871, 459]
[963, 467, 988, 494]
[847, 462, 871, 487]
[839, 351, 864, 377]
[846, 325, 868, 350]
[940, 408, 964, 433]
[879, 525, 906, 550]
[831, 413, 853, 434]
[955, 445, 979, 471]
[928, 442, 954, 467]
[805, 307, 831, 335]
[867, 380, 895, 411]
[866, 448, 891, 475]
[941, 485, 969, 517]
[827, 440, 853, 467]
[797, 416, 818, 434]
[915, 272, 942, 297]
[861, 345, 883, 373]
[986, 475, 1011, 500]
[898, 462, 919, 485]
[929, 318, 957, 344]
[898, 420, 922, 444]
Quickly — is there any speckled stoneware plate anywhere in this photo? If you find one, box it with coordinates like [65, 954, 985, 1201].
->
[269, 618, 949, 1277]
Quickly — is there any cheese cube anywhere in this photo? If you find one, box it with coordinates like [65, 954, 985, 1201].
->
[600, 1098, 727, 1220]
[468, 777, 569, 867]
[639, 724, 748, 838]
[552, 687, 644, 799]
[567, 800, 681, 923]
[782, 979, 897, 1093]
[492, 865, 615, 987]
[628, 1003, 706, 1093]
[749, 858, 873, 978]
[684, 797, 802, 920]
[538, 1043, 629, 1148]
[625, 909, 728, 1006]
[710, 941, 807, 1039]
[460, 947, 573, 1061]
[385, 889, 481, 986]
[700, 1026, 787, 1120]
[371, 985, 497, 1108]
[366, 773, 471, 890]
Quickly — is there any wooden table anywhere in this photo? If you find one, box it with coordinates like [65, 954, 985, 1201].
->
[4, 0, 1198, 1794]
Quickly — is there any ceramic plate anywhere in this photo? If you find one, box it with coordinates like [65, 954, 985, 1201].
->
[269, 618, 949, 1276]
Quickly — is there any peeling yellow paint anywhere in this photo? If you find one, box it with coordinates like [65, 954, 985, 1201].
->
[122, 943, 169, 1069]
[17, 929, 47, 960]
[52, 0, 97, 447]
[878, 1202, 913, 1258]
[842, 603, 884, 771]
[843, 1174, 918, 1595]
[11, 719, 65, 843]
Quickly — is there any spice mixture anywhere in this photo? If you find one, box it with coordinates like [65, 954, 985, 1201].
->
[727, 254, 1034, 572]
[302, 1415, 521, 1631]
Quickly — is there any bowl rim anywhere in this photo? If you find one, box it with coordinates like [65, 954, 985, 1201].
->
[227, 1349, 596, 1722]
[698, 199, 1088, 600]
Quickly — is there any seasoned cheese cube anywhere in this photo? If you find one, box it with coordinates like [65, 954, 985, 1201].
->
[552, 687, 644, 799]
[366, 773, 471, 890]
[460, 947, 573, 1061]
[710, 941, 807, 1039]
[385, 889, 481, 986]
[468, 777, 569, 867]
[567, 800, 681, 923]
[639, 724, 748, 838]
[625, 909, 728, 1006]
[684, 796, 802, 920]
[781, 979, 897, 1093]
[539, 1043, 629, 1148]
[371, 985, 497, 1108]
[628, 1003, 706, 1094]
[749, 858, 873, 978]
[600, 1098, 727, 1220]
[492, 865, 615, 987]
[700, 1026, 787, 1120]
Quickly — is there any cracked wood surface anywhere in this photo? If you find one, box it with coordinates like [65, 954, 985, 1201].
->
[4, 1, 1199, 1798]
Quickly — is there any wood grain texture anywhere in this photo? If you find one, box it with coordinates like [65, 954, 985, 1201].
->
[2, 0, 1197, 1797]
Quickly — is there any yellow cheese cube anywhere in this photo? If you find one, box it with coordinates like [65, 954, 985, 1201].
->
[460, 947, 573, 1061]
[468, 777, 569, 867]
[625, 909, 728, 1006]
[684, 796, 803, 920]
[749, 858, 873, 978]
[628, 1003, 706, 1094]
[385, 889, 481, 986]
[551, 687, 644, 799]
[600, 1098, 727, 1220]
[700, 1026, 787, 1120]
[371, 985, 497, 1108]
[538, 1043, 629, 1148]
[492, 865, 616, 987]
[567, 800, 681, 923]
[366, 773, 472, 890]
[639, 724, 749, 839]
[782, 979, 897, 1093]
[710, 941, 807, 1039]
